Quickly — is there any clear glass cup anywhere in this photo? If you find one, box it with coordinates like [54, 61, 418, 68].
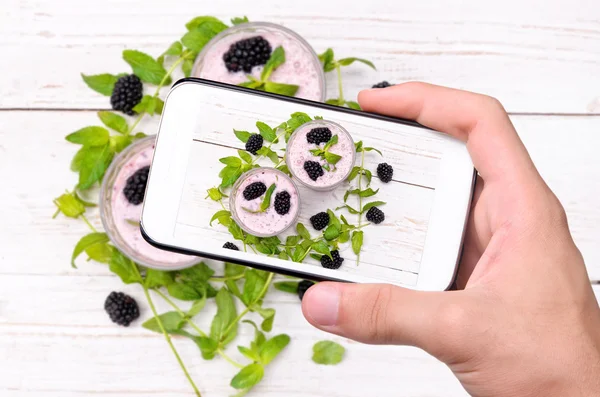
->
[192, 22, 326, 102]
[229, 167, 301, 238]
[100, 136, 199, 270]
[286, 120, 356, 191]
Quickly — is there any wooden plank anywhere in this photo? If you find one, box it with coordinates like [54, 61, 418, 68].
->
[2, 0, 600, 113]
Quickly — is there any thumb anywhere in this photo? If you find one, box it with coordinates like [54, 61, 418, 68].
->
[301, 282, 467, 357]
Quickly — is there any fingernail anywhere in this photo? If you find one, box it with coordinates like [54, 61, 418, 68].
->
[305, 284, 340, 326]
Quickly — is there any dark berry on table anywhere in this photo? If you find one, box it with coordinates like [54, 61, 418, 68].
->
[321, 250, 344, 269]
[245, 134, 263, 155]
[377, 162, 394, 183]
[274, 191, 291, 215]
[223, 36, 272, 73]
[104, 291, 140, 327]
[243, 181, 267, 201]
[123, 166, 150, 205]
[223, 242, 239, 250]
[306, 127, 332, 145]
[366, 206, 385, 224]
[298, 280, 315, 301]
[303, 160, 324, 181]
[310, 211, 330, 231]
[372, 81, 394, 89]
[110, 74, 143, 116]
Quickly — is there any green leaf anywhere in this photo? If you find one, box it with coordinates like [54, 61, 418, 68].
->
[195, 336, 219, 360]
[347, 166, 361, 182]
[78, 144, 114, 190]
[263, 81, 299, 97]
[206, 187, 223, 202]
[220, 156, 243, 167]
[242, 270, 267, 306]
[323, 224, 341, 241]
[98, 111, 128, 134]
[355, 141, 364, 152]
[66, 126, 110, 147]
[234, 130, 252, 143]
[337, 57, 376, 70]
[84, 242, 113, 264]
[108, 250, 142, 284]
[145, 269, 174, 288]
[256, 121, 276, 143]
[225, 262, 246, 277]
[256, 146, 279, 164]
[231, 363, 264, 390]
[231, 16, 249, 25]
[318, 48, 336, 72]
[273, 281, 299, 294]
[164, 41, 183, 56]
[339, 231, 350, 244]
[70, 147, 88, 172]
[257, 307, 275, 332]
[261, 46, 286, 81]
[182, 58, 194, 77]
[327, 209, 341, 229]
[324, 152, 342, 165]
[323, 134, 339, 150]
[296, 223, 311, 240]
[220, 165, 243, 188]
[292, 244, 309, 263]
[363, 169, 373, 185]
[210, 210, 231, 226]
[53, 192, 85, 219]
[123, 50, 170, 85]
[285, 235, 301, 247]
[335, 204, 360, 215]
[228, 222, 245, 241]
[360, 188, 379, 197]
[211, 288, 238, 345]
[238, 150, 253, 164]
[312, 240, 330, 256]
[182, 20, 227, 51]
[312, 340, 345, 365]
[81, 73, 119, 96]
[142, 311, 184, 333]
[167, 283, 203, 301]
[345, 101, 361, 110]
[187, 296, 207, 317]
[238, 345, 260, 362]
[133, 95, 164, 115]
[363, 147, 383, 156]
[326, 98, 343, 106]
[181, 29, 213, 53]
[260, 183, 276, 212]
[259, 334, 290, 365]
[186, 16, 226, 31]
[351, 230, 364, 255]
[276, 164, 291, 176]
[109, 135, 132, 153]
[363, 201, 386, 213]
[310, 253, 322, 261]
[71, 232, 108, 268]
[243, 320, 266, 349]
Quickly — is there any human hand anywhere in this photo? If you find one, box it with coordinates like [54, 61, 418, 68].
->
[301, 83, 600, 396]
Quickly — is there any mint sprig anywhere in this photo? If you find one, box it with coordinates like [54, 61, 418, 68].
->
[309, 134, 342, 171]
[242, 183, 276, 213]
[239, 47, 300, 97]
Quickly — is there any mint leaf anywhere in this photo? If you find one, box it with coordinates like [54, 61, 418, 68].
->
[81, 73, 119, 96]
[84, 242, 113, 264]
[210, 288, 237, 346]
[363, 201, 386, 213]
[259, 334, 290, 365]
[264, 81, 299, 97]
[337, 57, 376, 70]
[187, 297, 207, 317]
[335, 204, 360, 215]
[363, 169, 373, 185]
[234, 130, 252, 143]
[256, 307, 275, 332]
[53, 192, 85, 218]
[210, 210, 231, 226]
[312, 340, 345, 365]
[142, 311, 184, 334]
[276, 164, 291, 176]
[355, 141, 364, 152]
[273, 281, 299, 294]
[206, 187, 224, 201]
[351, 230, 364, 255]
[70, 147, 89, 172]
[71, 232, 108, 268]
[133, 95, 164, 115]
[219, 156, 243, 167]
[78, 144, 114, 190]
[261, 46, 286, 81]
[123, 50, 170, 85]
[231, 363, 264, 390]
[312, 240, 330, 256]
[339, 231, 350, 244]
[181, 29, 213, 53]
[167, 283, 203, 301]
[291, 244, 309, 263]
[323, 224, 341, 241]
[238, 345, 260, 362]
[66, 126, 109, 147]
[182, 58, 194, 77]
[98, 111, 128, 134]
[327, 209, 341, 229]
[182, 20, 227, 52]
[359, 188, 379, 198]
[164, 41, 183, 56]
[347, 166, 361, 182]
[326, 98, 343, 106]
[225, 262, 246, 277]
[256, 146, 279, 164]
[185, 16, 226, 31]
[242, 269, 267, 306]
[243, 319, 266, 349]
[238, 150, 253, 164]
[145, 269, 174, 289]
[324, 134, 339, 150]
[318, 48, 336, 72]
[195, 336, 219, 360]
[364, 147, 383, 156]
[346, 101, 361, 110]
[109, 250, 142, 284]
[231, 16, 249, 25]
[324, 152, 342, 165]
[256, 121, 276, 143]
[109, 135, 132, 153]
[220, 165, 243, 188]
[296, 223, 311, 240]
[228, 222, 245, 240]
[260, 183, 276, 212]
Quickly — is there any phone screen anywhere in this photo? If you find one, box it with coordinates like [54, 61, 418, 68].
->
[157, 82, 467, 287]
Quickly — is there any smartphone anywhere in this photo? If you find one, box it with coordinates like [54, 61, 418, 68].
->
[141, 79, 476, 291]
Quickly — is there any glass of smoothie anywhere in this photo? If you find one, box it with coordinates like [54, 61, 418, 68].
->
[229, 167, 300, 238]
[192, 22, 325, 102]
[286, 120, 356, 191]
[100, 136, 199, 270]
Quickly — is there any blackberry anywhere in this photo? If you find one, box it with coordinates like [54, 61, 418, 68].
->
[104, 291, 140, 327]
[245, 134, 263, 155]
[303, 161, 324, 181]
[123, 166, 150, 205]
[298, 280, 315, 301]
[366, 206, 385, 224]
[310, 211, 330, 231]
[372, 81, 394, 89]
[274, 191, 291, 215]
[223, 36, 272, 73]
[243, 182, 267, 201]
[223, 242, 239, 251]
[377, 163, 394, 183]
[306, 127, 332, 145]
[321, 250, 344, 269]
[110, 74, 143, 116]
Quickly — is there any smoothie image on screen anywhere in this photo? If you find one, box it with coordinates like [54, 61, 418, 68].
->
[192, 22, 325, 102]
[100, 136, 198, 270]
[286, 120, 356, 191]
[229, 168, 300, 237]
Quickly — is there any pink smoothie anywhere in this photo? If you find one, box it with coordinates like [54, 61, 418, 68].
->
[231, 168, 299, 237]
[193, 24, 324, 101]
[109, 144, 196, 266]
[286, 121, 356, 190]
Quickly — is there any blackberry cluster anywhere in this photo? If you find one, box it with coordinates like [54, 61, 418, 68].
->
[306, 127, 332, 145]
[372, 81, 394, 89]
[223, 242, 239, 250]
[104, 291, 140, 327]
[223, 36, 272, 73]
[321, 250, 344, 269]
[298, 280, 315, 301]
[243, 181, 267, 201]
[245, 134, 264, 155]
[366, 206, 385, 224]
[377, 163, 394, 183]
[303, 161, 324, 181]
[310, 211, 330, 231]
[110, 74, 143, 116]
[274, 191, 291, 215]
[123, 166, 150, 205]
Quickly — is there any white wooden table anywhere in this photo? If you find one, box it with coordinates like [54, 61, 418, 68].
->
[1, 1, 599, 396]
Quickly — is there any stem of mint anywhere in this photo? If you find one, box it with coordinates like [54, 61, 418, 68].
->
[336, 64, 345, 103]
[356, 149, 366, 265]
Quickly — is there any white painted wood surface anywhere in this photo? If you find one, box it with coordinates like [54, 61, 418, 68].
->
[1, 1, 600, 396]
